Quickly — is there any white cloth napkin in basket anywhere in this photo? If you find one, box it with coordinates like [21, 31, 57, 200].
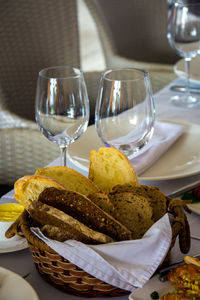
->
[31, 213, 172, 292]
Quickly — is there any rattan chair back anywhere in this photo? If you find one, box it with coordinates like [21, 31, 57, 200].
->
[0, 0, 80, 121]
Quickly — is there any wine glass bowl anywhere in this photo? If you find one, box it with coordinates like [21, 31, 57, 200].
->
[95, 68, 155, 160]
[167, 1, 200, 107]
[35, 66, 89, 166]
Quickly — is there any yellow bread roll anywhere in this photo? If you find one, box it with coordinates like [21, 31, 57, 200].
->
[35, 166, 99, 196]
[89, 147, 139, 193]
[14, 175, 66, 210]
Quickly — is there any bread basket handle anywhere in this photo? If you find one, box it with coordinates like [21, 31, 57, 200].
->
[6, 210, 54, 252]
[168, 198, 191, 254]
[5, 212, 26, 239]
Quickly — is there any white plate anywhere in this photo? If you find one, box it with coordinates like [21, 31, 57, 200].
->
[0, 267, 39, 300]
[129, 275, 173, 300]
[68, 121, 200, 181]
[0, 237, 28, 254]
[174, 55, 200, 83]
[187, 202, 200, 216]
[0, 221, 28, 253]
[175, 189, 200, 216]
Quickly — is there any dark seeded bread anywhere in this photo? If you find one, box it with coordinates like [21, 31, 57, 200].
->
[29, 201, 114, 244]
[40, 225, 85, 242]
[87, 192, 116, 218]
[38, 187, 132, 241]
[110, 184, 167, 222]
[109, 192, 154, 239]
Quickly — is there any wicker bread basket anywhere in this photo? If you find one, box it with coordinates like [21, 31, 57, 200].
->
[6, 198, 190, 298]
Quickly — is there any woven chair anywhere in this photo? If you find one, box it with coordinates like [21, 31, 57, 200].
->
[0, 0, 176, 186]
[84, 0, 177, 93]
[0, 0, 101, 185]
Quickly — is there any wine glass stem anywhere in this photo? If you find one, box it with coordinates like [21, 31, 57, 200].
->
[184, 57, 191, 99]
[60, 146, 67, 167]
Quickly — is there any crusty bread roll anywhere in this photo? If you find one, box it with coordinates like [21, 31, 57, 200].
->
[89, 147, 139, 193]
[35, 166, 99, 196]
[14, 175, 66, 210]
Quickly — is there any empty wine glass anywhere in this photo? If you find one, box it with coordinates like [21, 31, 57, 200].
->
[35, 66, 89, 166]
[167, 1, 200, 107]
[95, 68, 155, 160]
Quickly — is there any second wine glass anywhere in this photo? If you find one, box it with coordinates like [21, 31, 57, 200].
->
[167, 1, 200, 107]
[35, 66, 89, 166]
[95, 68, 155, 160]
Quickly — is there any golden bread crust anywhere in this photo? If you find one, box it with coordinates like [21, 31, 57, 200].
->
[35, 166, 99, 196]
[14, 175, 66, 210]
[89, 147, 139, 193]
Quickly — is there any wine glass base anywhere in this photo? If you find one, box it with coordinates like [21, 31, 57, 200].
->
[170, 94, 200, 108]
[118, 141, 150, 160]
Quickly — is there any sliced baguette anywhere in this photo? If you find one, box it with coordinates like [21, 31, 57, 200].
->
[89, 147, 139, 193]
[14, 175, 66, 210]
[35, 166, 99, 196]
[29, 201, 114, 244]
[38, 187, 132, 241]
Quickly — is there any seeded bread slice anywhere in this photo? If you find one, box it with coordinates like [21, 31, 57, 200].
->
[87, 192, 116, 217]
[89, 147, 139, 193]
[40, 225, 86, 242]
[35, 166, 99, 196]
[111, 184, 167, 222]
[29, 201, 114, 244]
[109, 192, 153, 239]
[38, 187, 132, 241]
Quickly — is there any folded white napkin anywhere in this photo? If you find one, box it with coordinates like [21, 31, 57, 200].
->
[31, 213, 172, 292]
[132, 121, 184, 175]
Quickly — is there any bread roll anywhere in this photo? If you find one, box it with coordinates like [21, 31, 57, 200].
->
[89, 147, 139, 193]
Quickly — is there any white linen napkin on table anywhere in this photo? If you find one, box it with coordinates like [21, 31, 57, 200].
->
[132, 121, 184, 175]
[31, 213, 172, 292]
